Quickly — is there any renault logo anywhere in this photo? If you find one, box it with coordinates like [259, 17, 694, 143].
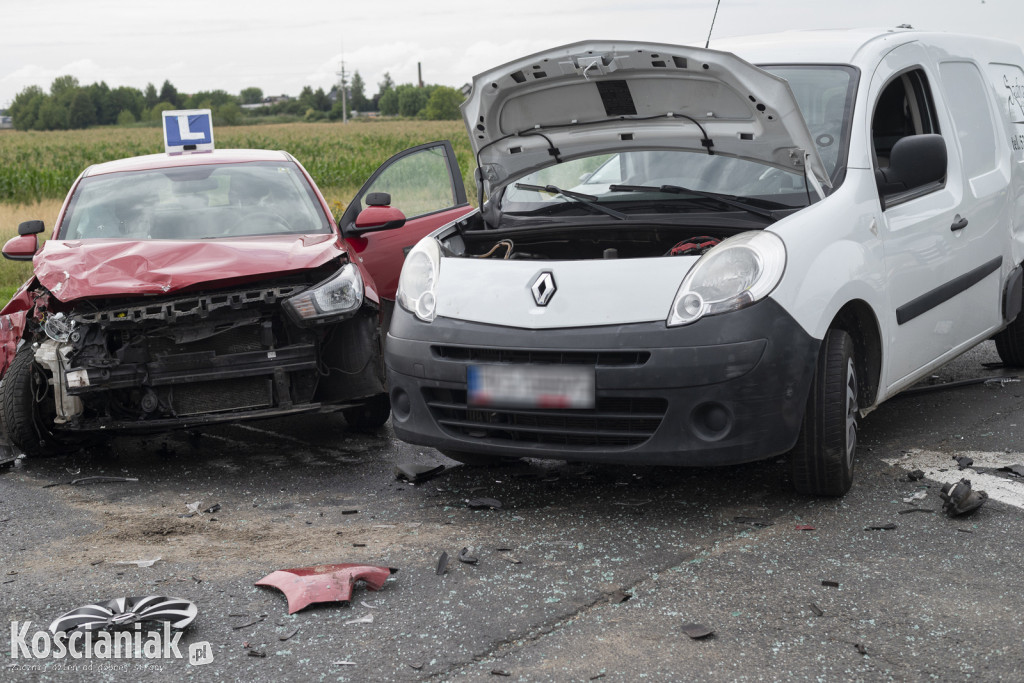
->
[531, 271, 556, 306]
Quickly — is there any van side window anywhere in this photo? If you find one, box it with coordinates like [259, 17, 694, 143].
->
[872, 69, 947, 206]
[939, 61, 999, 179]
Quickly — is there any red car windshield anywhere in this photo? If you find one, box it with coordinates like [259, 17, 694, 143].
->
[60, 161, 331, 240]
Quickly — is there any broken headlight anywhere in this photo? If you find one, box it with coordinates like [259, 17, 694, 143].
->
[397, 236, 440, 322]
[284, 263, 364, 325]
[667, 231, 785, 326]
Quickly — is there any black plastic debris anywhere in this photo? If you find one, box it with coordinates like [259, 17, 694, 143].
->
[457, 547, 478, 565]
[342, 510, 359, 515]
[855, 643, 868, 655]
[394, 463, 446, 484]
[734, 517, 773, 527]
[491, 670, 511, 677]
[605, 589, 632, 604]
[436, 551, 449, 575]
[955, 456, 974, 470]
[999, 464, 1024, 478]
[203, 503, 221, 514]
[246, 648, 267, 658]
[467, 498, 502, 510]
[821, 580, 840, 588]
[939, 479, 988, 517]
[48, 596, 197, 634]
[279, 627, 298, 641]
[680, 622, 714, 639]
[809, 603, 824, 617]
[232, 616, 266, 630]
[907, 469, 926, 482]
[898, 508, 935, 514]
[865, 523, 897, 530]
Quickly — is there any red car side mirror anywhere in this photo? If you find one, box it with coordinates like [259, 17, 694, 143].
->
[3, 234, 38, 261]
[353, 205, 407, 233]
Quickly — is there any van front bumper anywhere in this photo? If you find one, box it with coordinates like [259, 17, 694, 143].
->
[385, 299, 819, 466]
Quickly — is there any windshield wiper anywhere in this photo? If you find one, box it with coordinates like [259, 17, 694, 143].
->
[514, 183, 626, 220]
[608, 184, 781, 221]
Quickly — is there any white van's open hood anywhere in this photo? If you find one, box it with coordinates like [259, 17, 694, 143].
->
[462, 40, 829, 196]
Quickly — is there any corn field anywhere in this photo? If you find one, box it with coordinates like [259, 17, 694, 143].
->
[0, 120, 476, 208]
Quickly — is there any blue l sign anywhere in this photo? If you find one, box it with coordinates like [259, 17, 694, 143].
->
[162, 109, 214, 154]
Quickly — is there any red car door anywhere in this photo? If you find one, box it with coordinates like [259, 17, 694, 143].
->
[340, 141, 472, 302]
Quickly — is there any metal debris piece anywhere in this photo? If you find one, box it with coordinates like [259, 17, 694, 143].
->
[809, 603, 824, 617]
[345, 613, 374, 626]
[255, 563, 398, 614]
[436, 552, 449, 575]
[734, 517, 773, 527]
[821, 580, 840, 588]
[117, 558, 161, 568]
[48, 596, 197, 634]
[394, 463, 446, 484]
[955, 456, 974, 470]
[939, 479, 988, 517]
[864, 523, 897, 530]
[795, 524, 816, 531]
[907, 469, 925, 481]
[467, 498, 502, 510]
[680, 622, 714, 639]
[902, 490, 927, 503]
[457, 547, 478, 565]
[279, 627, 299, 641]
[202, 503, 221, 514]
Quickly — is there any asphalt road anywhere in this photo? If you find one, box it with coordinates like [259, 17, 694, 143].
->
[2, 341, 1024, 682]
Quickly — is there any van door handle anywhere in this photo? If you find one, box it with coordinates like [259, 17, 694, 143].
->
[950, 215, 969, 232]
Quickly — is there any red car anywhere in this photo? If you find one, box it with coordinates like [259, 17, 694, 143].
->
[0, 142, 471, 456]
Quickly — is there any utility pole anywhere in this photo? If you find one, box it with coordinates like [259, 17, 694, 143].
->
[336, 60, 348, 123]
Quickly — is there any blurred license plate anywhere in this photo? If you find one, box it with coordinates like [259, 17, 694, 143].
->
[467, 365, 595, 409]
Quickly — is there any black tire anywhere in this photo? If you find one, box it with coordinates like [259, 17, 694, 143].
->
[994, 311, 1024, 367]
[440, 450, 519, 467]
[342, 394, 391, 431]
[0, 346, 70, 457]
[790, 328, 858, 497]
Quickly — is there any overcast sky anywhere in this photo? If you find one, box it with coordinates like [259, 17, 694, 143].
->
[2, 0, 1022, 108]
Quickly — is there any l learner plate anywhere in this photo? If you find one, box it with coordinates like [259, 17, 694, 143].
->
[467, 365, 595, 409]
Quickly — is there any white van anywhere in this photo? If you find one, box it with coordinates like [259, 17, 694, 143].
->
[369, 28, 1024, 495]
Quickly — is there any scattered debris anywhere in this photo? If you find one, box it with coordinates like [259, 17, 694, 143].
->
[590, 674, 606, 681]
[332, 661, 357, 666]
[939, 479, 988, 517]
[360, 601, 378, 609]
[898, 508, 934, 514]
[809, 603, 824, 617]
[352, 543, 366, 548]
[491, 670, 511, 677]
[71, 476, 139, 486]
[680, 622, 714, 639]
[186, 502, 202, 515]
[117, 558, 161, 568]
[501, 555, 522, 565]
[232, 616, 265, 630]
[255, 563, 398, 614]
[821, 580, 840, 588]
[457, 547, 479, 565]
[906, 469, 926, 482]
[613, 499, 652, 507]
[734, 517, 773, 527]
[998, 464, 1024, 478]
[202, 503, 221, 514]
[901, 375, 1019, 396]
[345, 613, 374, 626]
[342, 510, 359, 515]
[278, 627, 299, 641]
[48, 596, 197, 634]
[394, 463, 446, 484]
[795, 524, 816, 531]
[436, 552, 449, 576]
[408, 663, 424, 670]
[604, 589, 632, 604]
[855, 643, 868, 655]
[247, 648, 267, 658]
[467, 498, 502, 510]
[984, 377, 1020, 386]
[864, 523, 897, 531]
[902, 490, 927, 503]
[955, 455, 974, 470]
[958, 528, 975, 533]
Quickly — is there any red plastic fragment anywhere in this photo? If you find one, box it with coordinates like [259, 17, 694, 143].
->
[795, 524, 816, 531]
[255, 563, 396, 614]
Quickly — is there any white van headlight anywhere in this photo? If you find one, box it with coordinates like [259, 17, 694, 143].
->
[397, 237, 441, 322]
[284, 263, 364, 325]
[667, 231, 786, 326]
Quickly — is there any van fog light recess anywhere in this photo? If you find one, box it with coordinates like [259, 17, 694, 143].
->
[391, 388, 411, 421]
[691, 402, 733, 441]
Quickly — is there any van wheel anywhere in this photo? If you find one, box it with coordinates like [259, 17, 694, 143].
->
[994, 313, 1024, 366]
[342, 394, 391, 431]
[0, 347, 70, 457]
[790, 328, 857, 496]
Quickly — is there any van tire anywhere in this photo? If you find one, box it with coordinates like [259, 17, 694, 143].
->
[994, 314, 1024, 367]
[342, 394, 391, 431]
[790, 329, 857, 496]
[0, 347, 70, 458]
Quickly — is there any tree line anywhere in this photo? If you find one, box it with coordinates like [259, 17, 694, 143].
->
[4, 71, 465, 131]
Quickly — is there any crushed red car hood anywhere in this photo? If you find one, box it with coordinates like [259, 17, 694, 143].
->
[34, 234, 345, 302]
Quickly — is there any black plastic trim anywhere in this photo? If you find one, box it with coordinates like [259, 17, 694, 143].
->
[896, 256, 1002, 325]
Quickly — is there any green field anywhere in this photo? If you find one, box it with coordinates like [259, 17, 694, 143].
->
[0, 120, 477, 302]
